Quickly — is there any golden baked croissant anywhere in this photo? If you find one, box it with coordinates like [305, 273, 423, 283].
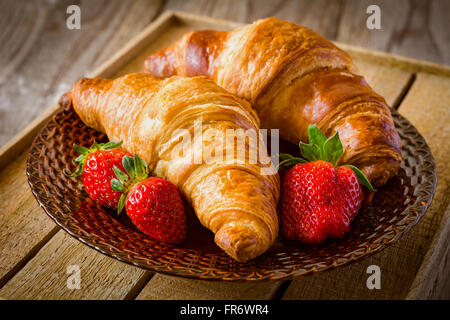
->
[145, 17, 402, 187]
[60, 73, 280, 262]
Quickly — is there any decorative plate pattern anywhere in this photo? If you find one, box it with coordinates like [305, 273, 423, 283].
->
[26, 106, 436, 281]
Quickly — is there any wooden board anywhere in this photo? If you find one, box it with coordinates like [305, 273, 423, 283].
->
[0, 231, 151, 300]
[0, 11, 448, 300]
[2, 0, 449, 149]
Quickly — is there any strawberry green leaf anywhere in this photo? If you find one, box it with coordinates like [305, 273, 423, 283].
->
[122, 155, 135, 179]
[141, 157, 149, 176]
[279, 153, 299, 162]
[134, 153, 144, 178]
[343, 165, 375, 192]
[68, 140, 125, 178]
[101, 141, 123, 150]
[113, 166, 128, 183]
[298, 125, 328, 161]
[73, 154, 84, 163]
[64, 164, 83, 177]
[91, 140, 101, 150]
[111, 178, 125, 192]
[278, 153, 307, 169]
[112, 154, 150, 214]
[299, 125, 345, 166]
[112, 154, 150, 203]
[129, 153, 149, 181]
[276, 124, 377, 193]
[117, 193, 127, 215]
[323, 131, 343, 167]
[307, 124, 327, 148]
[73, 144, 89, 154]
[299, 141, 322, 161]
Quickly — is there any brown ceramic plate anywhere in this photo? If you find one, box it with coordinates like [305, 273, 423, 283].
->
[26, 106, 436, 281]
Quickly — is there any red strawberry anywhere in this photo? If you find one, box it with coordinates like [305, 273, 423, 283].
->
[126, 177, 186, 244]
[111, 154, 187, 244]
[279, 125, 374, 243]
[68, 141, 131, 208]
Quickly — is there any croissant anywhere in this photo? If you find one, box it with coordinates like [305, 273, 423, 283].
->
[145, 17, 402, 187]
[59, 73, 280, 262]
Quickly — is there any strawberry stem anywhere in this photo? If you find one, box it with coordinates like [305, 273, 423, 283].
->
[278, 153, 307, 170]
[298, 125, 343, 166]
[111, 153, 150, 214]
[279, 124, 375, 191]
[64, 140, 123, 177]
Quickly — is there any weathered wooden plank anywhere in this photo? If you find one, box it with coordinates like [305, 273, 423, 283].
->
[337, 0, 449, 65]
[0, 103, 62, 170]
[165, 0, 449, 66]
[1, 0, 448, 148]
[282, 73, 449, 299]
[0, 151, 59, 287]
[407, 204, 450, 299]
[0, 0, 164, 147]
[165, 0, 344, 39]
[350, 57, 412, 107]
[397, 73, 450, 299]
[136, 274, 281, 300]
[0, 231, 150, 299]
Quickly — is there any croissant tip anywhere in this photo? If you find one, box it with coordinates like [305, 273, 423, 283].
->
[58, 91, 73, 110]
[215, 227, 261, 263]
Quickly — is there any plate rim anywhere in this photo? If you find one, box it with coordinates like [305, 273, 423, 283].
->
[26, 108, 437, 281]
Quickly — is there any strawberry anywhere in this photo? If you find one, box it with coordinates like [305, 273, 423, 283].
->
[279, 125, 374, 244]
[68, 141, 131, 208]
[125, 177, 187, 244]
[111, 154, 187, 244]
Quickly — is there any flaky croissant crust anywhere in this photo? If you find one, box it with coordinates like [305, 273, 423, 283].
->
[145, 17, 402, 186]
[60, 73, 280, 262]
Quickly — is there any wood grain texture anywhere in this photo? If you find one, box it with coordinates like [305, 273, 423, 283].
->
[337, 0, 449, 65]
[164, 0, 344, 39]
[350, 57, 412, 107]
[282, 73, 450, 300]
[407, 204, 450, 299]
[0, 0, 164, 147]
[163, 0, 449, 65]
[1, 0, 448, 147]
[0, 231, 150, 300]
[136, 274, 281, 300]
[396, 73, 450, 299]
[0, 151, 59, 287]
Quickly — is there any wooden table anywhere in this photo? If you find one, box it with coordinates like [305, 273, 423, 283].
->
[1, 0, 449, 148]
[0, 2, 449, 300]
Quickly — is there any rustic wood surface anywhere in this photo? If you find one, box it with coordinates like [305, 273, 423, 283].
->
[0, 151, 60, 288]
[0, 3, 448, 300]
[0, 0, 448, 147]
[0, 231, 151, 300]
[395, 73, 450, 299]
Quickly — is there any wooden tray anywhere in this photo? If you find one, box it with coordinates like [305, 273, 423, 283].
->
[0, 11, 448, 299]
